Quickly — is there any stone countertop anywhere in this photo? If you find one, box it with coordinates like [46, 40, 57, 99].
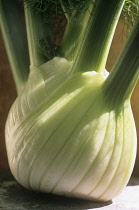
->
[0, 170, 139, 210]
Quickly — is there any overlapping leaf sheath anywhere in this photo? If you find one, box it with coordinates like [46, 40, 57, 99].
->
[5, 61, 136, 201]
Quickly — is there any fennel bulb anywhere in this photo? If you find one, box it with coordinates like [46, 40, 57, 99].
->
[1, 0, 139, 202]
[5, 59, 137, 201]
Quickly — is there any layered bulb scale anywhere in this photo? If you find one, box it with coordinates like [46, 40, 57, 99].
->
[5, 58, 137, 201]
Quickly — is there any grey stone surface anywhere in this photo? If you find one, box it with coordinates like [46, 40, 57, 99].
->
[0, 170, 139, 210]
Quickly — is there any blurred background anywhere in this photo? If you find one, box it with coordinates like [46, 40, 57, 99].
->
[0, 14, 139, 176]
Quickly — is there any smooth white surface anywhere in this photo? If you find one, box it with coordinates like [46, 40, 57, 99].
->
[88, 177, 139, 210]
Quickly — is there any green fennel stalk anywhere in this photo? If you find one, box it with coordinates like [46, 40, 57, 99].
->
[0, 0, 30, 93]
